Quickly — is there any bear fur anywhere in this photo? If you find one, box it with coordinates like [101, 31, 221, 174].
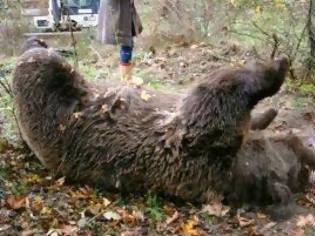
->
[14, 39, 314, 207]
[227, 130, 315, 206]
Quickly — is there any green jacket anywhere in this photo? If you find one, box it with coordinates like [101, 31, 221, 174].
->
[97, 0, 143, 46]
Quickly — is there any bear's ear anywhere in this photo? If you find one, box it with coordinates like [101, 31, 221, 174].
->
[20, 37, 49, 54]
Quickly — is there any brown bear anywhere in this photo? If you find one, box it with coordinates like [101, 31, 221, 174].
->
[13, 39, 301, 206]
[227, 130, 315, 205]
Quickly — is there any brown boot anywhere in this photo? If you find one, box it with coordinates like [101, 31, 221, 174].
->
[120, 63, 132, 82]
[120, 63, 143, 87]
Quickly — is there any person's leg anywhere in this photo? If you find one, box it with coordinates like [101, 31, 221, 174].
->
[120, 45, 133, 65]
[119, 45, 133, 83]
[119, 39, 143, 86]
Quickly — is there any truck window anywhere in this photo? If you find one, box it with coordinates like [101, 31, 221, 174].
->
[62, 0, 100, 14]
[63, 0, 93, 8]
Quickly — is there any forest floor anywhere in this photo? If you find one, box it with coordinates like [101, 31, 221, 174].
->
[0, 40, 315, 236]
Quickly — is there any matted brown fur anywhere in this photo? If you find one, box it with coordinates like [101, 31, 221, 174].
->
[13, 41, 300, 206]
[228, 131, 315, 206]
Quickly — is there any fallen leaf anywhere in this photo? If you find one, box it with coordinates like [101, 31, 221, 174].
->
[103, 197, 111, 207]
[140, 90, 151, 101]
[121, 230, 140, 236]
[132, 76, 144, 86]
[297, 214, 315, 227]
[46, 229, 61, 236]
[54, 176, 66, 187]
[260, 222, 276, 233]
[190, 44, 199, 49]
[30, 196, 43, 213]
[61, 224, 79, 236]
[201, 203, 230, 217]
[87, 203, 102, 215]
[132, 210, 144, 222]
[103, 210, 121, 221]
[0, 224, 11, 232]
[6, 195, 26, 210]
[69, 186, 93, 199]
[181, 219, 200, 236]
[77, 218, 88, 228]
[256, 212, 267, 219]
[166, 210, 179, 225]
[237, 216, 255, 228]
[24, 174, 41, 184]
[40, 206, 52, 215]
[21, 229, 34, 236]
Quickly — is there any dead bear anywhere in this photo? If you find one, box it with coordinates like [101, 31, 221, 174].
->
[13, 39, 292, 205]
[227, 130, 315, 205]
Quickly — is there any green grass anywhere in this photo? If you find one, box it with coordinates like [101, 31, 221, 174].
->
[200, 212, 215, 226]
[11, 181, 28, 195]
[146, 194, 166, 221]
[0, 62, 18, 142]
[299, 83, 315, 95]
[0, 167, 9, 182]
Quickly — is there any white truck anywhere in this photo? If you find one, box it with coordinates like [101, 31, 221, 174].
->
[32, 0, 100, 32]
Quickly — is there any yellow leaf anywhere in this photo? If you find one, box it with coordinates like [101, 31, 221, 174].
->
[132, 76, 144, 86]
[273, 0, 286, 9]
[257, 212, 267, 219]
[24, 174, 41, 184]
[140, 90, 151, 101]
[181, 219, 200, 236]
[255, 5, 262, 14]
[40, 206, 52, 215]
[230, 0, 237, 7]
[30, 196, 43, 213]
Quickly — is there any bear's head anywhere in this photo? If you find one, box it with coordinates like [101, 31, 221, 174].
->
[243, 55, 289, 106]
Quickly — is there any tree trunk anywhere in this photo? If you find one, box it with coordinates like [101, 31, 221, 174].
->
[308, 0, 315, 58]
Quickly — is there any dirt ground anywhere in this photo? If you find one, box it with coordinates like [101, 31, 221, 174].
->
[0, 41, 315, 235]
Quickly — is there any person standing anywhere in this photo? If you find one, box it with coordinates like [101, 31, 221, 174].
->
[97, 0, 143, 85]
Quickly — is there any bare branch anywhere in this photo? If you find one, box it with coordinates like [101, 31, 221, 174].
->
[252, 21, 271, 37]
[270, 33, 280, 59]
